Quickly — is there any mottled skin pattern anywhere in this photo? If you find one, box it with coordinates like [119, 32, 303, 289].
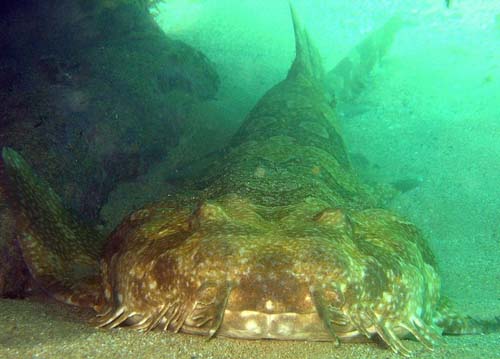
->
[1, 6, 497, 358]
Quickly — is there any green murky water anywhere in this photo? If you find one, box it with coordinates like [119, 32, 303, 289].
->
[151, 0, 500, 320]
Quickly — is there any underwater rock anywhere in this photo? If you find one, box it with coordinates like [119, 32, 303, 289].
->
[156, 50, 219, 100]
[2, 5, 497, 358]
[0, 0, 219, 222]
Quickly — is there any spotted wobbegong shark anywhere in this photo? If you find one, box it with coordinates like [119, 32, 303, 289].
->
[1, 5, 498, 357]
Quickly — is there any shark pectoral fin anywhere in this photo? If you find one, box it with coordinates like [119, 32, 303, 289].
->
[435, 296, 500, 335]
[1, 147, 103, 308]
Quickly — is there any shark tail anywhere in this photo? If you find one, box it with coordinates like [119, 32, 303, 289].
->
[326, 15, 405, 103]
[1, 147, 104, 310]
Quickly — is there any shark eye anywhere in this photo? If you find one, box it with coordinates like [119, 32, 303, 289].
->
[190, 202, 228, 229]
[313, 208, 352, 232]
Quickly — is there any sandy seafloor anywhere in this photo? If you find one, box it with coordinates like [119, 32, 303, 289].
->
[1, 1, 500, 358]
[0, 297, 498, 359]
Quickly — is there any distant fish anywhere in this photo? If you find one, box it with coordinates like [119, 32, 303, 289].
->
[391, 178, 423, 193]
[445, 0, 451, 8]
